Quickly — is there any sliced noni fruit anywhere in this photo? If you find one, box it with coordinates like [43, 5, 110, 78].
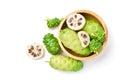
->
[27, 43, 44, 60]
[78, 31, 90, 48]
[66, 14, 86, 30]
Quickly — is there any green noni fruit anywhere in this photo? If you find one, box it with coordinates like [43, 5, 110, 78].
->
[89, 39, 102, 54]
[46, 18, 63, 28]
[43, 33, 60, 55]
[49, 55, 83, 71]
[83, 20, 105, 43]
[59, 28, 91, 56]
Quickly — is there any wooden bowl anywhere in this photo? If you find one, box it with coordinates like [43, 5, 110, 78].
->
[58, 10, 108, 60]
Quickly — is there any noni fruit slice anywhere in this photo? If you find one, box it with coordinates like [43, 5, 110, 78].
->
[27, 43, 44, 60]
[78, 31, 90, 48]
[66, 14, 86, 30]
[59, 28, 91, 56]
[43, 33, 60, 55]
[49, 55, 83, 71]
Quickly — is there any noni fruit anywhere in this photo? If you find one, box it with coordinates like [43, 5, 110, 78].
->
[43, 33, 60, 55]
[89, 39, 102, 54]
[46, 18, 63, 28]
[66, 14, 86, 30]
[83, 20, 105, 43]
[59, 28, 91, 56]
[49, 55, 83, 71]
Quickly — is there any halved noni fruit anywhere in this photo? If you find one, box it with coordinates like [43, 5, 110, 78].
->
[66, 14, 86, 30]
[78, 31, 90, 48]
[27, 43, 44, 60]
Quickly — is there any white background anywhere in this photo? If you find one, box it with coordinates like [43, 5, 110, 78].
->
[0, 0, 120, 80]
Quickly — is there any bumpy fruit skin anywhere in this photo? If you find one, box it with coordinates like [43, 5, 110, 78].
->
[43, 33, 60, 55]
[83, 20, 105, 43]
[47, 18, 62, 28]
[89, 39, 102, 54]
[50, 55, 83, 71]
[59, 28, 91, 56]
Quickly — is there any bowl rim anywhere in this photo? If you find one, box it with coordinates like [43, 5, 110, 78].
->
[58, 10, 108, 60]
